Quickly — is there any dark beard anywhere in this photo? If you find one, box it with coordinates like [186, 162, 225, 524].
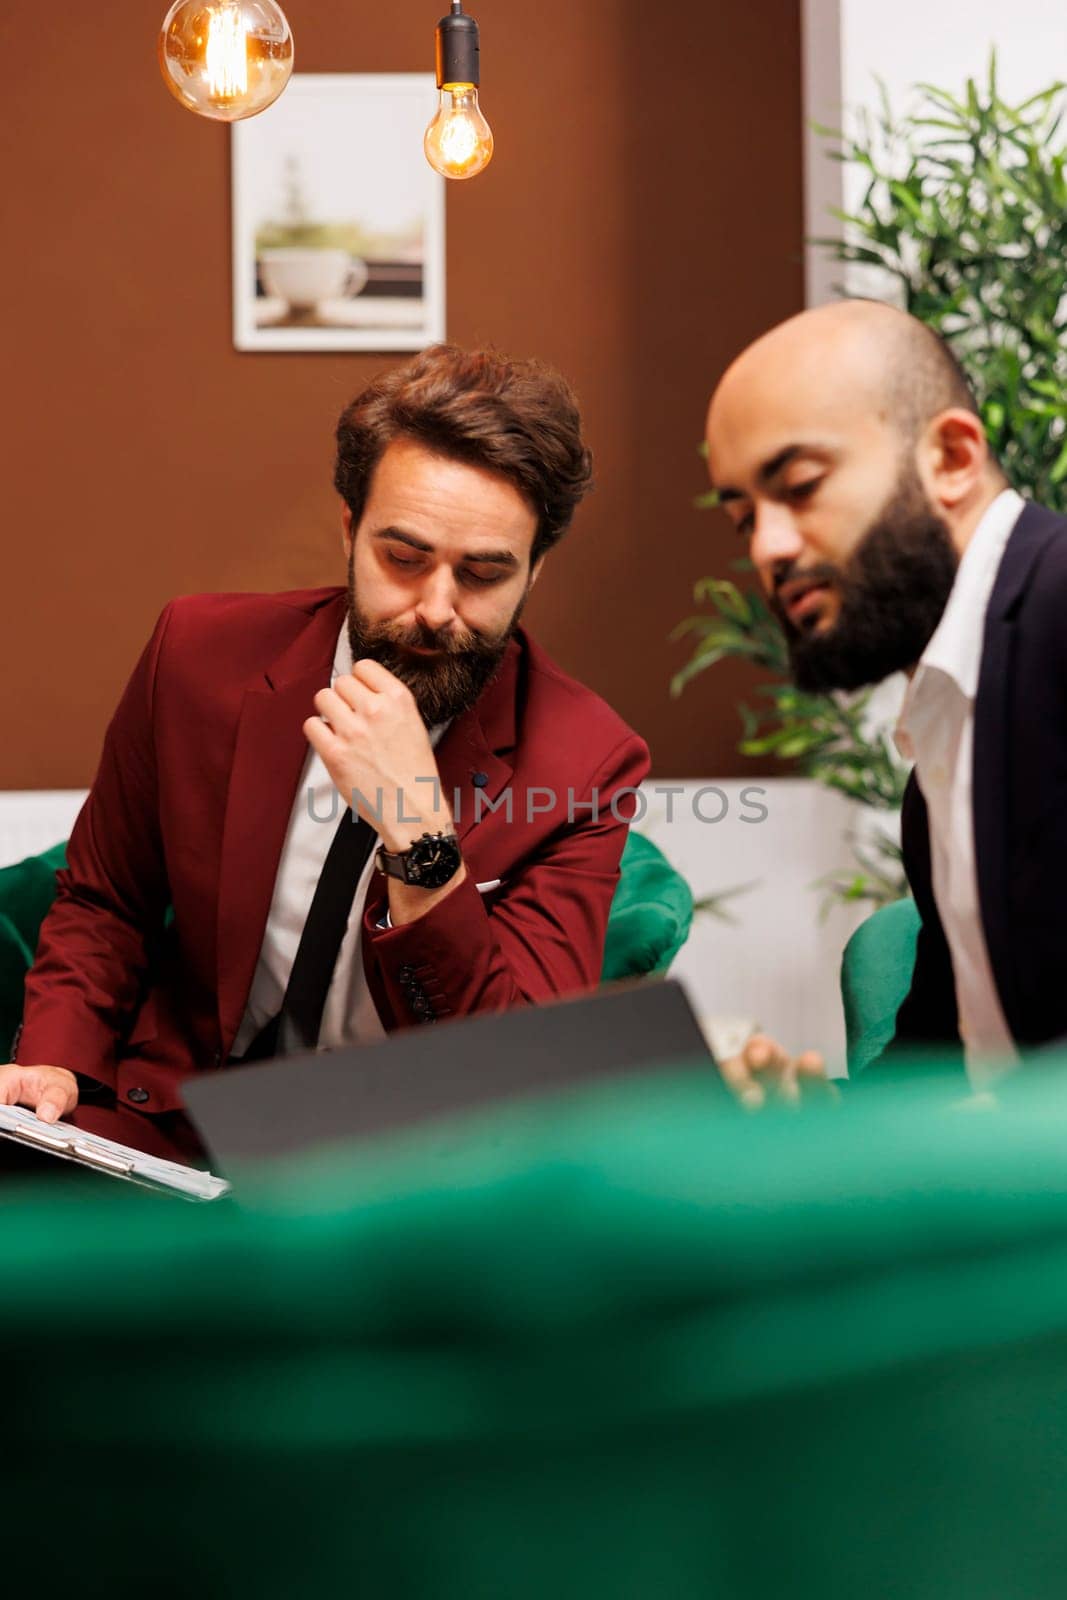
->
[776, 469, 959, 693]
[346, 554, 528, 726]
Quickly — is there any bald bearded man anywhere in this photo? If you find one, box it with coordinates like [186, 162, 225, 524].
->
[707, 298, 1067, 1101]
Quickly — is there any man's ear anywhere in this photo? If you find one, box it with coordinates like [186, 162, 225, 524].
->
[341, 504, 354, 558]
[924, 409, 989, 511]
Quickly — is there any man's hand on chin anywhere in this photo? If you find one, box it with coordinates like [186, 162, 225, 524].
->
[304, 655, 463, 927]
[719, 1034, 838, 1110]
[0, 1063, 79, 1124]
[304, 657, 443, 839]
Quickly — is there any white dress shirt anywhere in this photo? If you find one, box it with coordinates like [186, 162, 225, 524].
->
[894, 488, 1024, 1088]
[232, 625, 446, 1058]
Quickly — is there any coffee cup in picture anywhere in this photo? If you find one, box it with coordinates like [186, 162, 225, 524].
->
[258, 248, 368, 312]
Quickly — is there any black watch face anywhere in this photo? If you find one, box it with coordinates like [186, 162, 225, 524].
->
[407, 833, 462, 888]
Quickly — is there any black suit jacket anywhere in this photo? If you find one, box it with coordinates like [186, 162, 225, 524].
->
[872, 500, 1067, 1081]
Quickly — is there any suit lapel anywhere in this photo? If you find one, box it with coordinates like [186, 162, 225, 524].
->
[974, 501, 1064, 1035]
[435, 720, 514, 845]
[434, 635, 520, 845]
[216, 593, 347, 1050]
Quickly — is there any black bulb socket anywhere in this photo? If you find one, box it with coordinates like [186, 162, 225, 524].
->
[435, 3, 481, 89]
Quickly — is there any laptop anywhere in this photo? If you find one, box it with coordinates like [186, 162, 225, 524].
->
[183, 977, 723, 1178]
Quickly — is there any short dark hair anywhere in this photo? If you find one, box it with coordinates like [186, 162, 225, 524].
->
[334, 345, 594, 563]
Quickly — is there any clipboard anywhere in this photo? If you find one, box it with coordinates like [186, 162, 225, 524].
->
[0, 1104, 230, 1202]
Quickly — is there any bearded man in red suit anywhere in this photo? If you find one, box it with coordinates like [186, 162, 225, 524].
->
[4, 346, 650, 1163]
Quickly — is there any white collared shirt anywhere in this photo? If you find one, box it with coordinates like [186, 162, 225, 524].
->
[894, 488, 1024, 1088]
[232, 625, 447, 1057]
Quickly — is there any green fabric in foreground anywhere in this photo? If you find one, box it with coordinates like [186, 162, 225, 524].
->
[6, 1061, 1067, 1595]
[0, 831, 692, 1060]
[841, 895, 920, 1076]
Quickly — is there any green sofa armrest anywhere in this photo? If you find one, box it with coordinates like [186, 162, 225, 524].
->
[601, 831, 693, 984]
[0, 842, 68, 1060]
[841, 895, 920, 1077]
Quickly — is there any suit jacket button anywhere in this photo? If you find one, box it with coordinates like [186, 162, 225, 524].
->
[127, 1087, 150, 1105]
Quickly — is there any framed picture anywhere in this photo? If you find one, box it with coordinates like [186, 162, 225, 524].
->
[232, 73, 445, 353]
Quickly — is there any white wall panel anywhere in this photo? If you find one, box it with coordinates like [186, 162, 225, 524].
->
[804, 0, 1061, 304]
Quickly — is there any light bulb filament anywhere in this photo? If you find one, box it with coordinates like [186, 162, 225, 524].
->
[205, 3, 249, 100]
[424, 84, 494, 180]
[440, 111, 479, 168]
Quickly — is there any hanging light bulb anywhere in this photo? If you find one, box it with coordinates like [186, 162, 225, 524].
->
[158, 0, 294, 122]
[424, 2, 494, 180]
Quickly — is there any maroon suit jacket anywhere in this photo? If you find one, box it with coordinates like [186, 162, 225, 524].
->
[17, 588, 650, 1138]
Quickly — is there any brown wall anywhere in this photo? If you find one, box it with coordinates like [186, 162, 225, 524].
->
[1, 0, 803, 788]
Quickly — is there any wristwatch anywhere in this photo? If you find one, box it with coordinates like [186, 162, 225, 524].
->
[376, 830, 462, 889]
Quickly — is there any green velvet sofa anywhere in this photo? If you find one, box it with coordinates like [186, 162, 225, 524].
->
[6, 1059, 1067, 1594]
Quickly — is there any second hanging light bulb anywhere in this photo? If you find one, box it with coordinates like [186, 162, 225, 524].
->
[424, 3, 494, 180]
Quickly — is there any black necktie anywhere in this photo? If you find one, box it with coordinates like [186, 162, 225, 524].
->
[244, 807, 377, 1060]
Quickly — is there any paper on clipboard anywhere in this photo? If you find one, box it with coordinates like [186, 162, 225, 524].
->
[0, 1104, 230, 1202]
